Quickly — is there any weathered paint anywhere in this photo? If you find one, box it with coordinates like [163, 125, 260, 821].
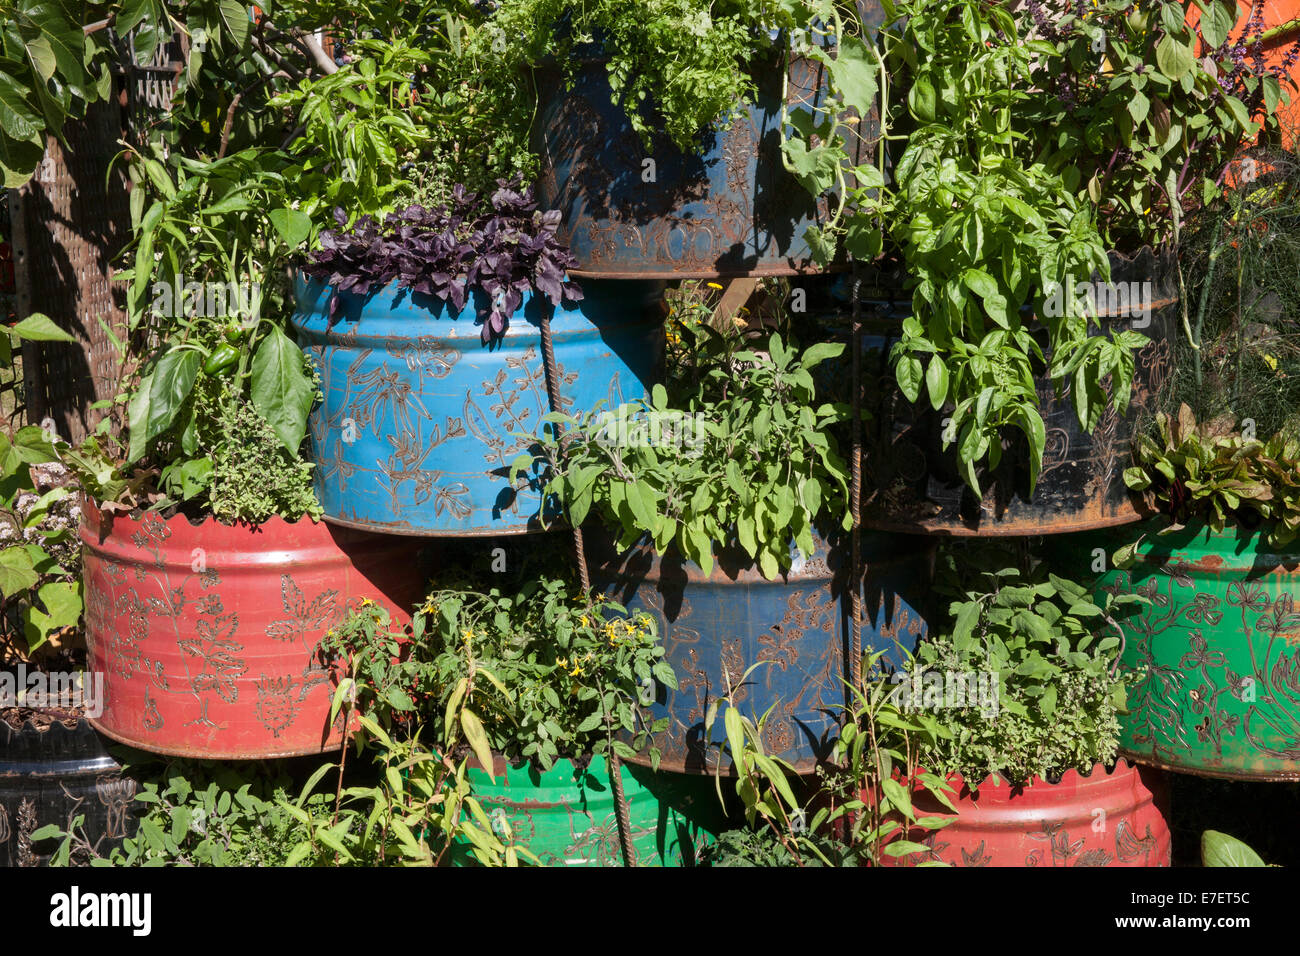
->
[533, 17, 884, 279]
[0, 719, 137, 867]
[292, 276, 665, 535]
[80, 505, 424, 759]
[455, 754, 724, 866]
[589, 528, 935, 774]
[878, 760, 1171, 867]
[1068, 521, 1300, 780]
[856, 247, 1175, 535]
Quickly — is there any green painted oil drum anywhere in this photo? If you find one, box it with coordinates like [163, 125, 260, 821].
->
[1071, 521, 1300, 780]
[456, 755, 725, 866]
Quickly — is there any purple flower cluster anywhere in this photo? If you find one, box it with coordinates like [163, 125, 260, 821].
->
[1203, 0, 1290, 101]
[304, 177, 583, 343]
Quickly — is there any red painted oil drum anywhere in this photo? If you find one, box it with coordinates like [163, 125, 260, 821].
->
[80, 505, 425, 759]
[877, 760, 1171, 867]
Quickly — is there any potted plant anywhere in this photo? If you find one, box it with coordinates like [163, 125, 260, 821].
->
[292, 178, 665, 535]
[322, 537, 724, 867]
[1068, 404, 1300, 780]
[534, 320, 936, 772]
[65, 146, 424, 760]
[475, 0, 877, 276]
[875, 551, 1171, 867]
[778, 0, 1289, 533]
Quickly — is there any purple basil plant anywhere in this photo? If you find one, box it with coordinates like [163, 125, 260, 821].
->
[303, 177, 584, 343]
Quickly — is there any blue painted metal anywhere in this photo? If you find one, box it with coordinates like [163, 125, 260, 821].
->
[533, 37, 881, 278]
[589, 528, 935, 774]
[291, 276, 666, 535]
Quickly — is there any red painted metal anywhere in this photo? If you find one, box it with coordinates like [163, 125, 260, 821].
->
[876, 760, 1171, 867]
[80, 505, 424, 759]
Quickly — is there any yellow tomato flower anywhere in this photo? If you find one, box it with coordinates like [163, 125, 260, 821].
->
[706, 282, 723, 290]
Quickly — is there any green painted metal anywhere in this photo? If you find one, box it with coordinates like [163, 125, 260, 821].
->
[1070, 521, 1300, 780]
[456, 755, 725, 866]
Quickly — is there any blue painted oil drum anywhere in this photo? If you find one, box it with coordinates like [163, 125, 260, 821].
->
[589, 527, 935, 774]
[291, 276, 666, 535]
[533, 34, 882, 279]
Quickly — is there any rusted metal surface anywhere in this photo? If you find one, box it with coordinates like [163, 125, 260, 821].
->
[589, 527, 935, 775]
[878, 760, 1171, 867]
[292, 276, 665, 536]
[0, 719, 137, 867]
[80, 505, 424, 759]
[1070, 521, 1300, 780]
[858, 247, 1176, 536]
[533, 20, 882, 279]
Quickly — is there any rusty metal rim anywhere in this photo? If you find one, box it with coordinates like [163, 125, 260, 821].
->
[89, 718, 346, 761]
[566, 263, 843, 281]
[1118, 747, 1300, 783]
[619, 751, 823, 778]
[319, 512, 568, 537]
[859, 505, 1148, 538]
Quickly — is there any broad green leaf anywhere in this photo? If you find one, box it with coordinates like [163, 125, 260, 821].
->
[11, 313, 76, 342]
[145, 348, 201, 444]
[0, 547, 38, 598]
[1201, 830, 1267, 867]
[251, 326, 313, 452]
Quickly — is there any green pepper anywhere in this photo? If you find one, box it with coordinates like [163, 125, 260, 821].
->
[223, 323, 245, 344]
[203, 343, 240, 376]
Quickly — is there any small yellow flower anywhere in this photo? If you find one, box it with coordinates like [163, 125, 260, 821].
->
[706, 282, 723, 290]
[581, 615, 590, 627]
[1264, 353, 1279, 371]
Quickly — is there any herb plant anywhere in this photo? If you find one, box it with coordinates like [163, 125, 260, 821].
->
[34, 760, 332, 867]
[777, 0, 1148, 492]
[0, 319, 88, 651]
[909, 549, 1141, 786]
[481, 0, 783, 151]
[321, 571, 674, 772]
[533, 326, 850, 579]
[1122, 403, 1300, 548]
[304, 177, 583, 342]
[1026, 0, 1294, 251]
[706, 653, 956, 866]
[72, 145, 323, 523]
[269, 7, 538, 226]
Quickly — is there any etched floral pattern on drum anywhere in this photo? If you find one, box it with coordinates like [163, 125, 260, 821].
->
[294, 278, 666, 535]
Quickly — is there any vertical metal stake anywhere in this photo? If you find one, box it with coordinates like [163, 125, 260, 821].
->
[850, 269, 864, 695]
[538, 308, 636, 867]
